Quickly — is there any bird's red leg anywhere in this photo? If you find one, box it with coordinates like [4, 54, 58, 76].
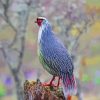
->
[43, 76, 56, 86]
[67, 95, 72, 100]
[49, 76, 55, 86]
[56, 77, 60, 87]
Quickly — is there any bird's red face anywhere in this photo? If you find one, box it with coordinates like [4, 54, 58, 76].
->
[35, 18, 44, 27]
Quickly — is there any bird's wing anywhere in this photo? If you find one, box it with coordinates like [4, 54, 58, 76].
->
[43, 36, 74, 75]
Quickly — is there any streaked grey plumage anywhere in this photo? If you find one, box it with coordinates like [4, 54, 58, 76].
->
[37, 17, 77, 97]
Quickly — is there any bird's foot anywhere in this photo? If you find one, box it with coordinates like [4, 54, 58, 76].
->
[42, 76, 60, 88]
[67, 95, 72, 100]
[42, 82, 56, 87]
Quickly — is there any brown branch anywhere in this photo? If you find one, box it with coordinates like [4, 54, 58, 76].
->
[0, 45, 14, 72]
[0, 0, 30, 73]
[0, 1, 31, 100]
[16, 36, 25, 73]
[0, 0, 17, 32]
[71, 19, 92, 53]
[16, 6, 30, 72]
[25, 0, 33, 6]
[9, 2, 32, 48]
[0, 0, 18, 48]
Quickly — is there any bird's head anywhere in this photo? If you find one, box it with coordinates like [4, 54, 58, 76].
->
[35, 17, 52, 42]
[35, 17, 51, 27]
[35, 17, 47, 27]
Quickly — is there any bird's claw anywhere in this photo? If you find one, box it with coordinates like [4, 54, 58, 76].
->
[42, 82, 57, 87]
[67, 95, 72, 100]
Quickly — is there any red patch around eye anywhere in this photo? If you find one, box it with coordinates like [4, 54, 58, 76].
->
[37, 19, 43, 26]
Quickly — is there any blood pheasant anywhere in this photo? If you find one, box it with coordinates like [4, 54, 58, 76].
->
[35, 17, 77, 99]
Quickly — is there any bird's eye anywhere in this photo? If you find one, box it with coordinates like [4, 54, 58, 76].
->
[37, 19, 43, 22]
[36, 18, 44, 26]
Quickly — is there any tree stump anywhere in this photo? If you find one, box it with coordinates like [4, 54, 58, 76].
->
[24, 79, 65, 100]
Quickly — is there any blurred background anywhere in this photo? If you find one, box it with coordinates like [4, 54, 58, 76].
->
[0, 0, 100, 100]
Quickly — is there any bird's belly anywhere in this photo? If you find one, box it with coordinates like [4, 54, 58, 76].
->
[43, 64, 57, 76]
[38, 52, 58, 76]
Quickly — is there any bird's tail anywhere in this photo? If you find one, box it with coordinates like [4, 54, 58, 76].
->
[61, 73, 77, 97]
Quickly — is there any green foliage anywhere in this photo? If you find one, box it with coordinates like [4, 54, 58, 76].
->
[82, 74, 90, 83]
[95, 77, 100, 85]
[91, 44, 100, 54]
[87, 0, 100, 7]
[0, 83, 6, 97]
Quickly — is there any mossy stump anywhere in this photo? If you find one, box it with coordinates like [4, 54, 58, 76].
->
[24, 79, 65, 100]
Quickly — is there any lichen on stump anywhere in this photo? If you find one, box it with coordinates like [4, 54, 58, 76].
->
[24, 79, 65, 100]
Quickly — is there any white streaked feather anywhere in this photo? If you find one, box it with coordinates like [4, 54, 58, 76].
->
[38, 18, 49, 43]
[37, 17, 46, 43]
[37, 17, 46, 20]
[38, 25, 44, 43]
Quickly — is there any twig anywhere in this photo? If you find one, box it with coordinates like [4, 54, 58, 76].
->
[16, 36, 25, 73]
[0, 0, 17, 32]
[0, 45, 14, 72]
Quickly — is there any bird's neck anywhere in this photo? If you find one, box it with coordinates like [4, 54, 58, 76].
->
[38, 24, 53, 43]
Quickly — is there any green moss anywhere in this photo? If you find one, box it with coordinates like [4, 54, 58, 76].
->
[82, 74, 90, 83]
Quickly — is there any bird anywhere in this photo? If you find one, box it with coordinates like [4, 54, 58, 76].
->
[35, 17, 77, 99]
